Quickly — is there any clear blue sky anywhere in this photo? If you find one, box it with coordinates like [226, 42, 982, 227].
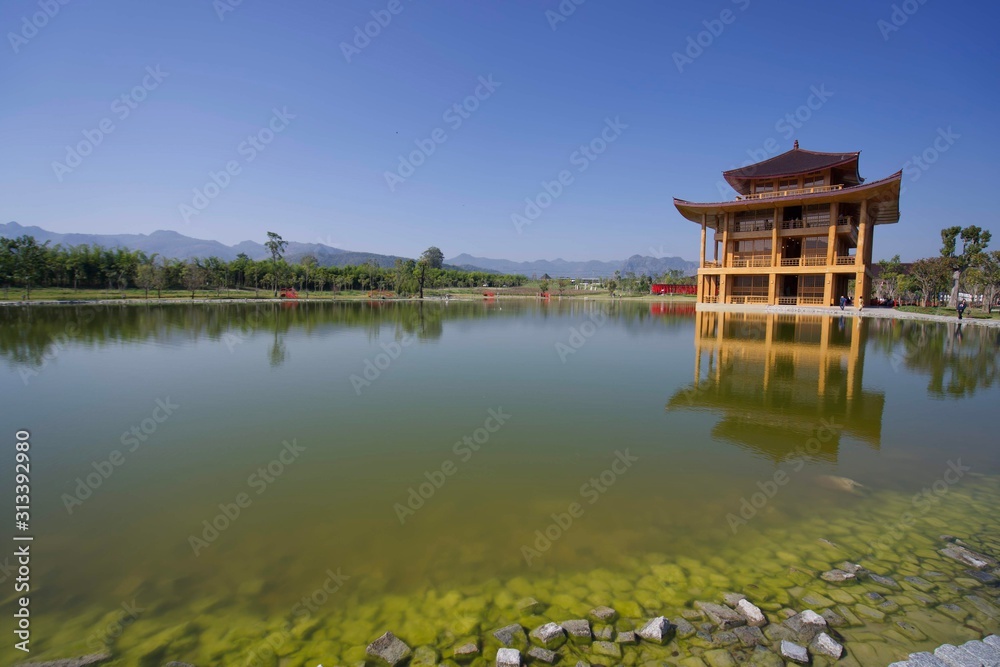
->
[2, 0, 997, 262]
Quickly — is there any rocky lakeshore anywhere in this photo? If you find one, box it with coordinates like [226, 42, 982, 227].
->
[16, 534, 1000, 667]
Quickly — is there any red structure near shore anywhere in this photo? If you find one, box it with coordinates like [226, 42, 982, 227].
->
[651, 284, 697, 295]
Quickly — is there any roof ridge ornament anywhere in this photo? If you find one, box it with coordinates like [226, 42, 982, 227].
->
[793, 140, 799, 149]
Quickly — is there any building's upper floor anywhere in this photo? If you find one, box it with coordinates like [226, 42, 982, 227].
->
[723, 140, 862, 201]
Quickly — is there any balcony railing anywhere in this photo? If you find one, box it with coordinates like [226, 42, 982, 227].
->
[731, 256, 772, 268]
[778, 256, 834, 268]
[835, 256, 856, 265]
[775, 296, 826, 306]
[729, 295, 770, 305]
[702, 295, 718, 303]
[737, 184, 844, 201]
[702, 260, 722, 268]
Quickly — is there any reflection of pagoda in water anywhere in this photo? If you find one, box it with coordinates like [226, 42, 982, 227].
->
[667, 312, 884, 462]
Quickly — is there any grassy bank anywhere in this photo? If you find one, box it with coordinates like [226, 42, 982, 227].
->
[897, 305, 999, 320]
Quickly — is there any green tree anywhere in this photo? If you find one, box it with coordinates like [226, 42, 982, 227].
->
[301, 255, 317, 298]
[265, 232, 288, 296]
[183, 260, 206, 299]
[421, 246, 444, 269]
[135, 253, 159, 299]
[557, 278, 568, 296]
[941, 226, 991, 307]
[908, 257, 950, 306]
[875, 255, 904, 302]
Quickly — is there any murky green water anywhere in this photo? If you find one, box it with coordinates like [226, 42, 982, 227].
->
[1, 301, 998, 666]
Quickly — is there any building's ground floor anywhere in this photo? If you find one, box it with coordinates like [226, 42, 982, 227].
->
[697, 267, 871, 307]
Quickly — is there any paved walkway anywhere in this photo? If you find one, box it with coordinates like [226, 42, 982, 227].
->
[889, 635, 1000, 666]
[697, 302, 1000, 328]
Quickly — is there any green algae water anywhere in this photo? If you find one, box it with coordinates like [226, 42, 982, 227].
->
[1, 301, 999, 666]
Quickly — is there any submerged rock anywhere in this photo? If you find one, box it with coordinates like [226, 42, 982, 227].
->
[702, 649, 737, 667]
[779, 640, 810, 664]
[526, 647, 558, 664]
[940, 545, 997, 570]
[672, 617, 697, 639]
[732, 625, 766, 648]
[615, 631, 636, 645]
[867, 573, 901, 589]
[636, 617, 674, 644]
[529, 623, 566, 650]
[494, 624, 528, 650]
[783, 610, 826, 642]
[367, 631, 413, 667]
[964, 569, 1000, 586]
[591, 641, 621, 659]
[809, 632, 843, 659]
[721, 592, 746, 606]
[815, 475, 866, 494]
[518, 598, 545, 615]
[588, 606, 618, 623]
[694, 602, 745, 630]
[453, 641, 480, 662]
[820, 569, 855, 583]
[497, 648, 521, 667]
[560, 619, 591, 644]
[16, 655, 111, 667]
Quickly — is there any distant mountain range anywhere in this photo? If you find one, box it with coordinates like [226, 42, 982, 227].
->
[446, 254, 698, 279]
[1, 222, 697, 278]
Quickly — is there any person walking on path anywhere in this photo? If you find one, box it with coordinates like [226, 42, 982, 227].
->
[839, 295, 847, 310]
[958, 299, 967, 320]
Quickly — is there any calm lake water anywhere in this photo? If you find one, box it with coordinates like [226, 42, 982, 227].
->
[1, 301, 999, 666]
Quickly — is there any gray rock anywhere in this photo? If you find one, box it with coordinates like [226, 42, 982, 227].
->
[984, 635, 1000, 650]
[940, 545, 997, 570]
[530, 623, 566, 650]
[965, 594, 1000, 619]
[839, 561, 866, 574]
[518, 597, 545, 615]
[694, 601, 746, 629]
[964, 569, 1000, 586]
[672, 617, 697, 639]
[820, 609, 846, 627]
[588, 606, 618, 623]
[868, 573, 901, 589]
[560, 619, 591, 644]
[637, 616, 674, 644]
[592, 625, 614, 641]
[703, 649, 737, 667]
[494, 624, 529, 649]
[453, 642, 480, 662]
[821, 569, 856, 583]
[783, 609, 826, 642]
[735, 599, 767, 627]
[497, 648, 521, 667]
[411, 646, 439, 667]
[961, 640, 1000, 664]
[865, 591, 886, 602]
[905, 652, 948, 667]
[905, 575, 937, 592]
[614, 630, 636, 645]
[896, 620, 926, 641]
[16, 654, 111, 667]
[722, 592, 747, 606]
[779, 640, 809, 664]
[712, 631, 738, 647]
[809, 632, 843, 659]
[591, 641, 621, 658]
[934, 644, 985, 667]
[526, 647, 558, 664]
[732, 625, 766, 647]
[367, 632, 413, 667]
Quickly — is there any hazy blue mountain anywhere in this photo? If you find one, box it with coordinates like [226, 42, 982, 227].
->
[1, 222, 697, 276]
[446, 253, 697, 279]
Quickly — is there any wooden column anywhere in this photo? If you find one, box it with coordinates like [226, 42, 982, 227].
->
[827, 202, 838, 265]
[699, 215, 707, 268]
[855, 202, 868, 309]
[720, 214, 729, 268]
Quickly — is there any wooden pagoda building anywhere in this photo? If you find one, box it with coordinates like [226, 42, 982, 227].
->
[673, 142, 902, 307]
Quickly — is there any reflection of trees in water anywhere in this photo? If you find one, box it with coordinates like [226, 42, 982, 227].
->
[0, 300, 691, 372]
[868, 319, 999, 398]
